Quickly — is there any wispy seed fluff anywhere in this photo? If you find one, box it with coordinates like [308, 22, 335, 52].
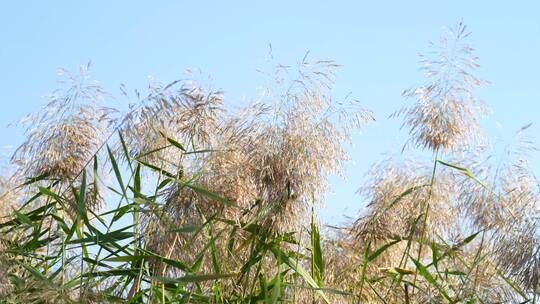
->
[11, 64, 116, 212]
[120, 79, 223, 167]
[0, 173, 21, 297]
[395, 21, 486, 152]
[351, 160, 458, 245]
[141, 59, 374, 280]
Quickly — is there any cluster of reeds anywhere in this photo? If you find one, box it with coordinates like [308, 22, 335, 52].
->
[0, 21, 537, 303]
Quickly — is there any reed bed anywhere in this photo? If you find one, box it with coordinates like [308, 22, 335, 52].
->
[0, 22, 538, 303]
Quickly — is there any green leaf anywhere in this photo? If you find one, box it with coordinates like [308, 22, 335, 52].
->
[310, 210, 324, 286]
[411, 257, 452, 302]
[21, 263, 54, 287]
[105, 251, 191, 273]
[499, 271, 529, 301]
[462, 230, 481, 245]
[358, 241, 370, 297]
[172, 225, 203, 233]
[85, 268, 140, 278]
[107, 145, 126, 196]
[187, 184, 237, 209]
[159, 131, 186, 152]
[368, 239, 401, 262]
[270, 246, 330, 303]
[38, 187, 63, 202]
[13, 210, 33, 227]
[76, 170, 88, 224]
[151, 273, 238, 284]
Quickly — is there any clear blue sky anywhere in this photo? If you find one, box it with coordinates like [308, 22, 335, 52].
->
[1, 1, 539, 224]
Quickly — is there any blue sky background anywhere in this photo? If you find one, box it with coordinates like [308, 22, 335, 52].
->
[1, 1, 539, 224]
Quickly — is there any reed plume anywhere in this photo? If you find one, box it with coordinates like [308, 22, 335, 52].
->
[395, 21, 486, 152]
[11, 64, 115, 213]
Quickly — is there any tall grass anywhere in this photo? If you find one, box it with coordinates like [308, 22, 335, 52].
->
[0, 22, 538, 303]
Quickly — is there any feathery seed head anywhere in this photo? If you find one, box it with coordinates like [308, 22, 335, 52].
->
[12, 64, 116, 182]
[396, 21, 486, 152]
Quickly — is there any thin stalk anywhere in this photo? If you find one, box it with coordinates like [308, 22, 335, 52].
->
[412, 149, 439, 291]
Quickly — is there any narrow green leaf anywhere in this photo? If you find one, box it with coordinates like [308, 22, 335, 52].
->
[368, 239, 401, 262]
[107, 145, 126, 195]
[151, 273, 238, 284]
[76, 170, 88, 224]
[411, 257, 452, 302]
[310, 210, 324, 286]
[270, 246, 330, 303]
[159, 130, 186, 151]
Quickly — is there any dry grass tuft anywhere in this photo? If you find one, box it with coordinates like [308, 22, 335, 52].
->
[394, 21, 486, 152]
[139, 59, 373, 286]
[11, 64, 115, 213]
